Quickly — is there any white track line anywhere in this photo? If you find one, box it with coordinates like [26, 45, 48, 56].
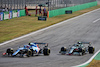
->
[72, 50, 100, 67]
[0, 8, 100, 46]
[93, 18, 100, 23]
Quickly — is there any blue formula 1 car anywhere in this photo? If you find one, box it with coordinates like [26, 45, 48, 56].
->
[59, 42, 95, 56]
[3, 42, 50, 57]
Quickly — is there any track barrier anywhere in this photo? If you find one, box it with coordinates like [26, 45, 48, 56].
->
[0, 9, 26, 21]
[48, 1, 97, 18]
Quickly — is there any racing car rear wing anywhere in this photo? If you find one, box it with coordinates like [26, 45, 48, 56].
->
[77, 42, 91, 44]
[34, 43, 48, 45]
[32, 42, 48, 47]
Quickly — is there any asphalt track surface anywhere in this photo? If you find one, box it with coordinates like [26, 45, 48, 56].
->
[0, 8, 100, 67]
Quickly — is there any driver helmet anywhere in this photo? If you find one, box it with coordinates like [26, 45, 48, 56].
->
[28, 42, 31, 45]
[28, 42, 34, 45]
[77, 42, 82, 44]
[24, 45, 30, 48]
[76, 44, 79, 47]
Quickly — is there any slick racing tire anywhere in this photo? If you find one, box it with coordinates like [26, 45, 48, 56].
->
[79, 48, 85, 55]
[78, 48, 84, 56]
[61, 47, 67, 52]
[88, 46, 95, 54]
[43, 48, 50, 56]
[79, 52, 83, 56]
[6, 48, 14, 56]
[19, 49, 28, 57]
[82, 50, 85, 55]
[26, 50, 32, 57]
[30, 49, 34, 56]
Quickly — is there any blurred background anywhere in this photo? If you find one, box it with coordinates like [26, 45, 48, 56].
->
[0, 0, 98, 11]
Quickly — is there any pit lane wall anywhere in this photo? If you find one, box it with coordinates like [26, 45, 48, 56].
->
[48, 1, 97, 18]
[0, 9, 26, 21]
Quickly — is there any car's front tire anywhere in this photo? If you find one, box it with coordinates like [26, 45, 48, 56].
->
[6, 48, 14, 56]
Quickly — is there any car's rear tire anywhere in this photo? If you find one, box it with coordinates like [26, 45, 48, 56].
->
[43, 48, 50, 56]
[88, 46, 95, 54]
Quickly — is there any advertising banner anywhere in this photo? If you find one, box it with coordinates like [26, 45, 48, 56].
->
[38, 16, 47, 21]
[9, 11, 12, 19]
[0, 9, 26, 21]
[17, 10, 20, 17]
[20, 10, 26, 17]
[65, 10, 72, 14]
[3, 12, 9, 20]
[0, 12, 3, 21]
[13, 10, 17, 18]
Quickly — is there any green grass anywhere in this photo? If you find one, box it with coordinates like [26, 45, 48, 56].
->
[0, 5, 100, 43]
[86, 59, 100, 67]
